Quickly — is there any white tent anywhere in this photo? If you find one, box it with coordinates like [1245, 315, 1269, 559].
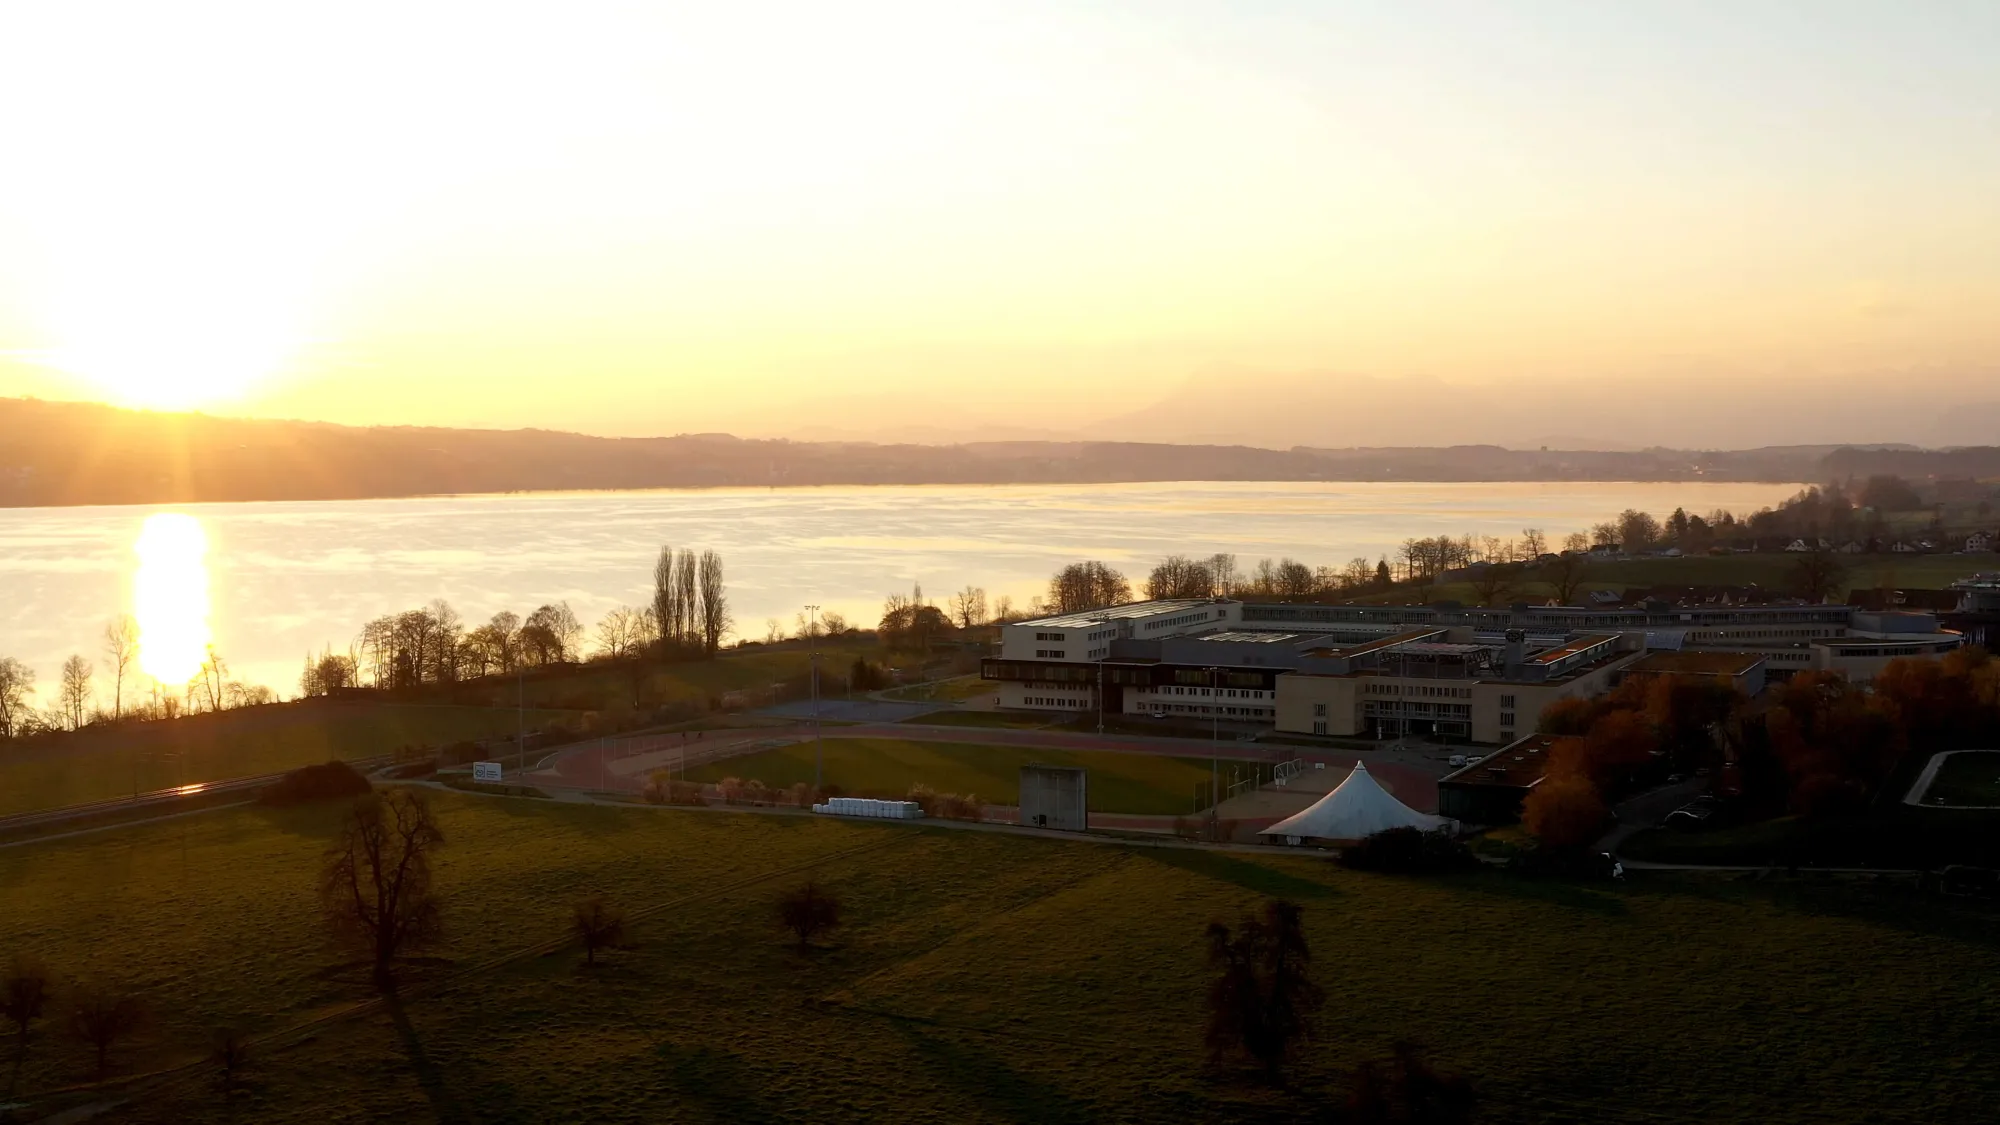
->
[1258, 762, 1444, 842]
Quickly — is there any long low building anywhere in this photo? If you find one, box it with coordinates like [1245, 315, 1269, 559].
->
[983, 595, 1966, 745]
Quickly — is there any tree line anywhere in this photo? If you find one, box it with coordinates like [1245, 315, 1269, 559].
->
[1523, 647, 2000, 850]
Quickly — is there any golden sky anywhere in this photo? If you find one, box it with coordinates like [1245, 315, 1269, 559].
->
[1, 1, 1997, 443]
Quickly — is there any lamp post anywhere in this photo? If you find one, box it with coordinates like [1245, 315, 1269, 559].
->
[1096, 660, 1105, 736]
[806, 604, 824, 791]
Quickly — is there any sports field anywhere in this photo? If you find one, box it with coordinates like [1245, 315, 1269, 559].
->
[682, 737, 1219, 814]
[3, 794, 1997, 1123]
[1921, 750, 2000, 807]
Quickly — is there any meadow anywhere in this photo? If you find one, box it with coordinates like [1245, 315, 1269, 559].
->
[2, 793, 1997, 1123]
[1377, 550, 2000, 606]
[0, 702, 572, 817]
[0, 646, 861, 817]
[681, 737, 1220, 814]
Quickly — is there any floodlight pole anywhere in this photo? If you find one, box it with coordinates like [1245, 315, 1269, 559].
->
[516, 664, 525, 778]
[807, 604, 823, 790]
[1096, 661, 1105, 736]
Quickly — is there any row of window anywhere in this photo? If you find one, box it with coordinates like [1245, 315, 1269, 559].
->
[1364, 683, 1472, 699]
[1154, 703, 1274, 718]
[1035, 649, 1065, 659]
[1152, 686, 1269, 699]
[1024, 696, 1084, 708]
[1034, 631, 1066, 641]
[1143, 611, 1212, 631]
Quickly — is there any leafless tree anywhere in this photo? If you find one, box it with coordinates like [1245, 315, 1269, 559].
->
[1145, 555, 1215, 600]
[571, 895, 627, 966]
[594, 607, 642, 659]
[819, 609, 849, 636]
[57, 655, 92, 731]
[698, 550, 729, 655]
[1469, 564, 1521, 607]
[1619, 509, 1661, 553]
[991, 594, 1015, 622]
[187, 647, 228, 713]
[1047, 562, 1130, 613]
[674, 550, 699, 650]
[4, 954, 52, 1091]
[777, 881, 842, 949]
[1274, 559, 1316, 597]
[948, 585, 988, 628]
[1591, 521, 1621, 549]
[319, 788, 446, 991]
[1341, 557, 1375, 590]
[1519, 528, 1547, 558]
[1207, 553, 1238, 597]
[764, 618, 785, 644]
[1205, 899, 1322, 1080]
[462, 612, 520, 677]
[102, 616, 138, 720]
[652, 544, 679, 654]
[1543, 552, 1591, 605]
[521, 602, 582, 664]
[211, 1026, 252, 1100]
[1789, 545, 1850, 604]
[67, 983, 145, 1083]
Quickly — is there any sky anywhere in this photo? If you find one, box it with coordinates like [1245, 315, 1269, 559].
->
[1, 1, 1997, 446]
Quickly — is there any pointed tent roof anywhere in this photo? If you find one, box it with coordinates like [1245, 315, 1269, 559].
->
[1258, 762, 1443, 841]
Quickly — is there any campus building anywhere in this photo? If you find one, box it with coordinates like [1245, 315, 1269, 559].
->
[984, 594, 1967, 744]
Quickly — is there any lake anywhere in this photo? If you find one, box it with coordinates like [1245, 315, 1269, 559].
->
[0, 480, 1804, 703]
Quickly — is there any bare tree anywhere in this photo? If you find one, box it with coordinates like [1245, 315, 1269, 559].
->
[651, 545, 679, 654]
[991, 594, 1015, 622]
[1145, 555, 1215, 600]
[58, 655, 92, 731]
[819, 609, 849, 636]
[211, 1026, 252, 1101]
[698, 550, 729, 655]
[1562, 531, 1590, 555]
[1274, 559, 1316, 597]
[1469, 564, 1521, 607]
[1790, 545, 1849, 604]
[1207, 553, 1238, 597]
[595, 607, 640, 660]
[1047, 562, 1130, 613]
[67, 983, 145, 1083]
[1543, 552, 1592, 605]
[1340, 557, 1374, 590]
[764, 618, 785, 644]
[674, 550, 699, 650]
[948, 585, 988, 629]
[319, 789, 446, 991]
[4, 954, 52, 1091]
[571, 895, 627, 966]
[1519, 528, 1547, 558]
[102, 616, 138, 720]
[777, 881, 842, 949]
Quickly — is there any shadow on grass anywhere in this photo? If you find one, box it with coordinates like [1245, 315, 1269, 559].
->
[386, 995, 472, 1125]
[1439, 872, 1628, 916]
[1133, 848, 1339, 900]
[1749, 881, 2000, 952]
[653, 1043, 790, 1125]
[894, 1021, 1097, 1125]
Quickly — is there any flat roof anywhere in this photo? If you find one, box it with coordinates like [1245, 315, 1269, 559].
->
[1017, 599, 1228, 629]
[1304, 628, 1445, 659]
[1624, 650, 1766, 676]
[1525, 634, 1619, 665]
[1438, 733, 1573, 788]
[1395, 642, 1488, 655]
[1196, 631, 1301, 644]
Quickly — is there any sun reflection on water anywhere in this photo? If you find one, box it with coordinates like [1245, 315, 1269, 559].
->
[134, 513, 212, 685]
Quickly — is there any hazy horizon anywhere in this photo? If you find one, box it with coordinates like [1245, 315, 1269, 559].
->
[3, 2, 1998, 448]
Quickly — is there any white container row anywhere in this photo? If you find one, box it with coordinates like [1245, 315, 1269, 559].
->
[812, 798, 924, 820]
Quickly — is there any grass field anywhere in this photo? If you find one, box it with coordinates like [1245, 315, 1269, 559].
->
[0, 702, 573, 817]
[908, 709, 1059, 730]
[682, 737, 1218, 814]
[1368, 550, 2000, 606]
[1922, 751, 2000, 807]
[4, 795, 1999, 1123]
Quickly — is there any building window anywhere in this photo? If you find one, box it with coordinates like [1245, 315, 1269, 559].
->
[1499, 694, 1516, 708]
[1312, 721, 1328, 735]
[1500, 711, 1516, 727]
[1313, 703, 1327, 717]
[1036, 649, 1063, 658]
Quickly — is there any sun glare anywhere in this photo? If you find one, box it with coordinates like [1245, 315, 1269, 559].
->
[133, 513, 213, 685]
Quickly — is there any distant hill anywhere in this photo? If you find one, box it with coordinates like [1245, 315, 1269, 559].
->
[1, 396, 1991, 508]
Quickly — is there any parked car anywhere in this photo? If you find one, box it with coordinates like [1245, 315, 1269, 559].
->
[1448, 754, 1469, 768]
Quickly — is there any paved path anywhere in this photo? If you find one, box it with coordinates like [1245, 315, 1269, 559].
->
[1597, 778, 1707, 856]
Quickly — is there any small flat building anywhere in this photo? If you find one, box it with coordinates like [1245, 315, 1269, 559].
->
[1436, 733, 1571, 823]
[1620, 650, 1767, 697]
